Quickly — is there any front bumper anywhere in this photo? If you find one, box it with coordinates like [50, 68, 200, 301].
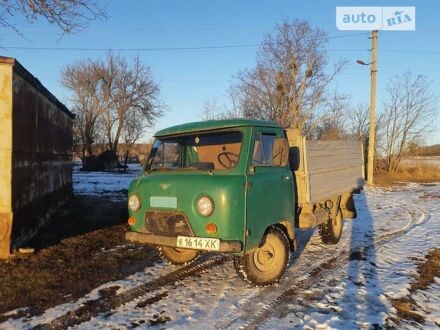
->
[125, 231, 242, 253]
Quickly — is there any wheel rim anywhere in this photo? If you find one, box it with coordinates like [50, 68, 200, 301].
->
[172, 247, 197, 256]
[253, 236, 282, 272]
[159, 246, 199, 264]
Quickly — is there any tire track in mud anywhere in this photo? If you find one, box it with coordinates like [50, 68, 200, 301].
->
[214, 202, 430, 330]
[35, 255, 228, 330]
[375, 204, 429, 245]
[211, 238, 351, 330]
[32, 193, 431, 329]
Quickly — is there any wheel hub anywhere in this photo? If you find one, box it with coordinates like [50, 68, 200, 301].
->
[253, 243, 276, 272]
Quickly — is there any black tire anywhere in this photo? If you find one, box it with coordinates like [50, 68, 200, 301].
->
[234, 226, 290, 286]
[156, 246, 200, 265]
[233, 256, 241, 274]
[319, 208, 343, 245]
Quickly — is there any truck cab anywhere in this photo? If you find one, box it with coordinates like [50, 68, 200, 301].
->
[126, 119, 363, 286]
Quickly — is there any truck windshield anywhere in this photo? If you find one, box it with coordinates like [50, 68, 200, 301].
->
[146, 131, 242, 171]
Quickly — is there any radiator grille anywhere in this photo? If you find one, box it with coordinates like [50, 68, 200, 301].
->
[144, 211, 193, 236]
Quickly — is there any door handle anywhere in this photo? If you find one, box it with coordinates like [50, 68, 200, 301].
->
[281, 175, 290, 181]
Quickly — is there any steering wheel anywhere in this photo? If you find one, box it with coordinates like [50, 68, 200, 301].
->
[217, 151, 240, 169]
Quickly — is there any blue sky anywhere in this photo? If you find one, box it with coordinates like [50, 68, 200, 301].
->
[1, 0, 439, 144]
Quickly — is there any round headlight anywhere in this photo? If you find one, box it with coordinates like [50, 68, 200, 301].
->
[197, 196, 214, 217]
[128, 195, 141, 211]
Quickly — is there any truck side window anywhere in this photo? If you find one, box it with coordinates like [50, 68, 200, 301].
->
[253, 133, 276, 166]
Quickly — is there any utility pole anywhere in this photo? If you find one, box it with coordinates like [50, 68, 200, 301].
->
[367, 30, 378, 185]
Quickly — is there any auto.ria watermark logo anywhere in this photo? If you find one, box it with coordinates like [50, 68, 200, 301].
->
[336, 7, 415, 31]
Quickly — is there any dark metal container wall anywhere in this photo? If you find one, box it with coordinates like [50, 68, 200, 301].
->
[0, 56, 74, 257]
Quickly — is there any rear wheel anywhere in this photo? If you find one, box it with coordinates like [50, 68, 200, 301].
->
[319, 208, 343, 244]
[156, 246, 200, 265]
[234, 226, 290, 286]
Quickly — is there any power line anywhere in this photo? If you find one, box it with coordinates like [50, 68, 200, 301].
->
[1, 32, 369, 52]
[327, 32, 369, 39]
[2, 44, 260, 52]
[379, 50, 440, 55]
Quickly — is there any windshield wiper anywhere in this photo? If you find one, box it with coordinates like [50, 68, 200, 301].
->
[146, 167, 165, 174]
[147, 166, 176, 173]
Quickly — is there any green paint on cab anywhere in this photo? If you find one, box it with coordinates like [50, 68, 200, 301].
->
[127, 119, 295, 255]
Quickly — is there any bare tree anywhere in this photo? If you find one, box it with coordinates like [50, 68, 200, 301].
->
[346, 102, 371, 173]
[1, 0, 105, 35]
[345, 102, 388, 172]
[347, 102, 370, 143]
[200, 98, 226, 121]
[61, 59, 104, 163]
[61, 53, 163, 167]
[120, 110, 147, 169]
[200, 97, 241, 121]
[380, 72, 437, 173]
[99, 53, 163, 154]
[71, 107, 90, 164]
[121, 111, 146, 150]
[228, 19, 346, 133]
[314, 91, 350, 140]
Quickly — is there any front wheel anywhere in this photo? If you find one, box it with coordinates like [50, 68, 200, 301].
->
[319, 209, 343, 244]
[156, 246, 200, 265]
[234, 226, 290, 286]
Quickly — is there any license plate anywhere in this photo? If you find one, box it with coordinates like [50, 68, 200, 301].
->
[176, 236, 220, 251]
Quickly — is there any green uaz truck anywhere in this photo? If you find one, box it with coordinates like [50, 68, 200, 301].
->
[126, 119, 364, 286]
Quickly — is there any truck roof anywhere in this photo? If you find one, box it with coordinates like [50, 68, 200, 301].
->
[155, 119, 280, 137]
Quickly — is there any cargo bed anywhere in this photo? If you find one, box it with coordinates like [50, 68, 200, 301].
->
[286, 129, 364, 206]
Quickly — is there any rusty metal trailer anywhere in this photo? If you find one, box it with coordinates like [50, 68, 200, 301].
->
[0, 56, 74, 258]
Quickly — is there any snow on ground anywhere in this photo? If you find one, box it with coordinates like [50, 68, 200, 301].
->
[79, 183, 440, 329]
[263, 183, 440, 330]
[72, 163, 142, 200]
[2, 180, 439, 329]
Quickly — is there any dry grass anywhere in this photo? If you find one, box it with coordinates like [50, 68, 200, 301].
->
[411, 248, 440, 291]
[390, 248, 440, 325]
[375, 165, 440, 186]
[392, 298, 426, 324]
[397, 165, 440, 182]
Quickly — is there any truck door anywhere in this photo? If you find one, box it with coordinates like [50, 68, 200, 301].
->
[245, 129, 294, 251]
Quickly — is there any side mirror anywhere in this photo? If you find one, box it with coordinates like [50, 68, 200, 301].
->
[289, 146, 300, 171]
[272, 138, 289, 167]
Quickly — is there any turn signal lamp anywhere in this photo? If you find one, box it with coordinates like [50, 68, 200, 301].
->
[205, 223, 218, 234]
[128, 217, 136, 226]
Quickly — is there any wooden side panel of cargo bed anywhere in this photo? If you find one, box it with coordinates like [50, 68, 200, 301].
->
[286, 129, 309, 205]
[306, 140, 364, 202]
